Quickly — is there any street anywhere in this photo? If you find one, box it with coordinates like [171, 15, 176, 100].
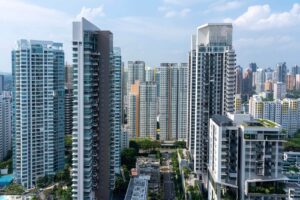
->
[161, 152, 175, 200]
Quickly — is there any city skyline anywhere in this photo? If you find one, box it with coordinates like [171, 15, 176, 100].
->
[1, 0, 300, 72]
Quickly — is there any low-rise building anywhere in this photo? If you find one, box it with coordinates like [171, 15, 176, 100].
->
[283, 151, 300, 183]
[124, 176, 149, 200]
[136, 157, 160, 193]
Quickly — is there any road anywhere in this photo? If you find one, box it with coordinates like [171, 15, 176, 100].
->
[161, 152, 175, 200]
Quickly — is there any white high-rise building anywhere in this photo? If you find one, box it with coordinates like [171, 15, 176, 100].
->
[0, 75, 4, 94]
[159, 63, 188, 141]
[208, 113, 287, 200]
[128, 81, 157, 139]
[127, 61, 145, 94]
[139, 82, 157, 139]
[255, 68, 265, 94]
[208, 115, 239, 200]
[188, 23, 236, 181]
[72, 18, 121, 200]
[0, 92, 11, 161]
[145, 67, 154, 82]
[249, 95, 300, 137]
[12, 40, 65, 189]
[274, 82, 287, 100]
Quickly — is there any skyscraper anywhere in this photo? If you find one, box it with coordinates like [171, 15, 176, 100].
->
[0, 92, 11, 161]
[128, 81, 157, 139]
[64, 64, 73, 135]
[286, 73, 296, 91]
[112, 47, 122, 174]
[72, 18, 121, 199]
[275, 62, 287, 83]
[139, 82, 157, 139]
[145, 67, 154, 82]
[255, 68, 266, 94]
[12, 40, 65, 189]
[127, 61, 145, 94]
[128, 81, 140, 138]
[159, 63, 188, 141]
[274, 82, 287, 100]
[0, 75, 4, 94]
[249, 62, 257, 72]
[242, 68, 253, 100]
[235, 65, 243, 94]
[291, 65, 300, 75]
[188, 23, 236, 181]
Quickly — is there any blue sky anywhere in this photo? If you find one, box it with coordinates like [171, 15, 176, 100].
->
[0, 0, 300, 72]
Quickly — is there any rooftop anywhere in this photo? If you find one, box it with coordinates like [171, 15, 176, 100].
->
[242, 119, 280, 128]
[124, 177, 149, 200]
[211, 114, 233, 126]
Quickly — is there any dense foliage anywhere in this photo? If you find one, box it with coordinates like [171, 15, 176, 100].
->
[4, 183, 25, 195]
[284, 130, 300, 151]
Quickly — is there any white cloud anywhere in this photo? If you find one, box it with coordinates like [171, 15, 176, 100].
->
[225, 3, 300, 30]
[0, 0, 72, 72]
[159, 7, 191, 18]
[76, 6, 105, 20]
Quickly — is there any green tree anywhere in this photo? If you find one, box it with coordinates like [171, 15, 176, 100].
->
[4, 183, 25, 195]
[129, 140, 140, 154]
[121, 148, 137, 169]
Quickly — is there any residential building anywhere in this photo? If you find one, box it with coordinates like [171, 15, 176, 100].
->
[188, 23, 236, 181]
[208, 113, 287, 200]
[112, 47, 122, 174]
[264, 80, 273, 92]
[265, 67, 274, 80]
[249, 63, 257, 73]
[235, 65, 243, 94]
[0, 92, 11, 161]
[234, 94, 242, 113]
[72, 18, 121, 199]
[145, 67, 154, 82]
[283, 151, 300, 183]
[242, 68, 253, 99]
[208, 115, 239, 200]
[249, 95, 300, 137]
[159, 63, 188, 141]
[128, 81, 157, 139]
[154, 68, 160, 116]
[12, 40, 65, 189]
[291, 65, 300, 76]
[275, 62, 287, 83]
[127, 61, 145, 94]
[274, 82, 287, 100]
[121, 125, 129, 151]
[122, 64, 128, 124]
[296, 74, 300, 90]
[0, 75, 4, 94]
[128, 81, 140, 138]
[139, 82, 157, 139]
[238, 116, 287, 199]
[255, 68, 265, 94]
[286, 74, 296, 91]
[64, 64, 73, 135]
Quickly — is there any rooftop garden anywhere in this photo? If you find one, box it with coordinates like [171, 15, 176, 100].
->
[248, 182, 285, 194]
[288, 165, 300, 173]
[256, 118, 277, 128]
